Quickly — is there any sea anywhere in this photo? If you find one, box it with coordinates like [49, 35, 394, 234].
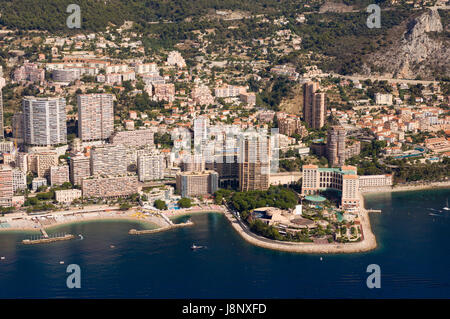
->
[0, 189, 449, 298]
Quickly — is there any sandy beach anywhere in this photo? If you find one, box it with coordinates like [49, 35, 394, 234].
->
[0, 207, 164, 233]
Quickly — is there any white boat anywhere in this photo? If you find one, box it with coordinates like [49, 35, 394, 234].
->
[443, 198, 450, 211]
[191, 244, 205, 250]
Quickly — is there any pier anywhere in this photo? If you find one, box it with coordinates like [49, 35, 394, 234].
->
[366, 209, 382, 213]
[129, 220, 193, 235]
[22, 233, 75, 245]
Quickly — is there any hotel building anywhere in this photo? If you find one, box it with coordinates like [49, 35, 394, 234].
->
[301, 164, 360, 210]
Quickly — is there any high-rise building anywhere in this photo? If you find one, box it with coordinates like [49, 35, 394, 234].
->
[327, 126, 347, 167]
[303, 82, 326, 129]
[0, 166, 13, 206]
[12, 169, 26, 192]
[137, 154, 165, 182]
[238, 134, 270, 191]
[176, 170, 219, 198]
[312, 92, 326, 129]
[0, 88, 4, 140]
[326, 126, 361, 167]
[77, 94, 114, 141]
[12, 112, 24, 144]
[69, 154, 90, 186]
[22, 97, 67, 146]
[90, 145, 127, 176]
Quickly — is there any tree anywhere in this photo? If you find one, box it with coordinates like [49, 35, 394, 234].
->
[178, 197, 192, 208]
[154, 199, 167, 210]
[119, 203, 132, 211]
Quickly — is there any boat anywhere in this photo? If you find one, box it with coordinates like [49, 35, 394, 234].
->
[429, 213, 442, 217]
[443, 198, 450, 211]
[59, 261, 64, 264]
[191, 244, 205, 250]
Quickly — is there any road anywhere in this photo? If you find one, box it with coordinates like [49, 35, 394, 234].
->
[332, 73, 439, 86]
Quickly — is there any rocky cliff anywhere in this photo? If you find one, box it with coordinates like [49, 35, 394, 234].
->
[363, 9, 449, 80]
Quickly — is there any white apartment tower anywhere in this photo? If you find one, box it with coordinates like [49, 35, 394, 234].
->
[22, 97, 67, 146]
[137, 154, 165, 182]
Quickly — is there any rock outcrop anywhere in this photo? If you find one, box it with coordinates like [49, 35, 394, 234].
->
[364, 9, 449, 80]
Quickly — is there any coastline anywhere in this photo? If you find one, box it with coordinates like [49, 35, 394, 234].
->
[220, 196, 377, 254]
[1, 180, 448, 252]
[0, 209, 163, 234]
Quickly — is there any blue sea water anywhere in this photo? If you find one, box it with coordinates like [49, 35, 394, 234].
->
[0, 189, 449, 298]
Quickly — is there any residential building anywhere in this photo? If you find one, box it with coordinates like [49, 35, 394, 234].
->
[32, 177, 47, 192]
[12, 169, 26, 192]
[238, 134, 270, 191]
[303, 82, 326, 129]
[375, 93, 393, 105]
[82, 175, 139, 198]
[69, 154, 90, 186]
[22, 97, 67, 146]
[50, 165, 70, 186]
[0, 166, 13, 205]
[137, 154, 165, 182]
[55, 189, 82, 204]
[28, 152, 59, 178]
[327, 126, 360, 166]
[77, 94, 114, 141]
[90, 145, 127, 176]
[110, 129, 154, 148]
[176, 170, 219, 198]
